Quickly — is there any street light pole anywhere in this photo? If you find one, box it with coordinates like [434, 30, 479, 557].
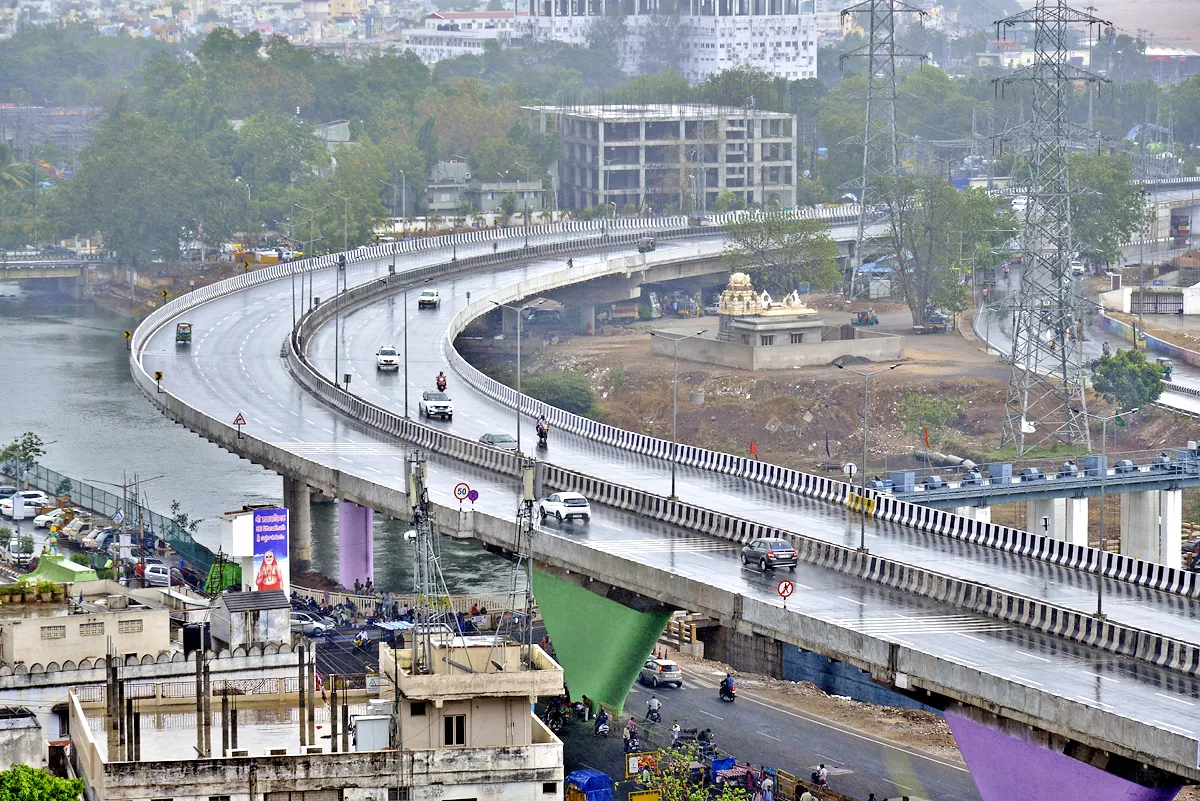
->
[492, 299, 547, 452]
[403, 285, 409, 418]
[335, 254, 346, 387]
[1092, 406, 1139, 619]
[649, 330, 708, 500]
[834, 362, 902, 551]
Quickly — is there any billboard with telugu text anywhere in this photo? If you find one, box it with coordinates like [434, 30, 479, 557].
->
[252, 507, 289, 595]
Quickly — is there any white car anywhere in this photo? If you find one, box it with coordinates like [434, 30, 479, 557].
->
[419, 391, 454, 420]
[376, 346, 399, 370]
[34, 508, 70, 529]
[1, 491, 53, 518]
[417, 289, 441, 309]
[539, 492, 591, 523]
[1069, 261, 1086, 276]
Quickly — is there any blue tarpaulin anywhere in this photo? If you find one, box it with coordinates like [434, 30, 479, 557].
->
[566, 769, 613, 801]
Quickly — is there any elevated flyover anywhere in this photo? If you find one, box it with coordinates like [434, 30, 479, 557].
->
[131, 214, 1200, 799]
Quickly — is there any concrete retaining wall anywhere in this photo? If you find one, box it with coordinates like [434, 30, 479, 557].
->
[781, 645, 937, 714]
[646, 329, 905, 370]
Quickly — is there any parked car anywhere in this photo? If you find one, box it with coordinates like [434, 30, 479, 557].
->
[479, 433, 518, 450]
[61, 516, 97, 543]
[1057, 461, 1079, 479]
[0, 490, 52, 518]
[291, 610, 332, 636]
[419, 391, 454, 420]
[82, 529, 118, 551]
[34, 508, 71, 529]
[417, 289, 441, 309]
[376, 346, 399, 370]
[0, 485, 17, 500]
[921, 476, 946, 490]
[1019, 467, 1045, 482]
[639, 658, 684, 688]
[1114, 459, 1138, 474]
[539, 492, 591, 523]
[740, 537, 798, 571]
[42, 245, 76, 258]
[144, 563, 171, 587]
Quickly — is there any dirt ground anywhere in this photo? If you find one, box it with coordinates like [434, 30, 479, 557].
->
[467, 294, 1200, 534]
[1090, 0, 1200, 49]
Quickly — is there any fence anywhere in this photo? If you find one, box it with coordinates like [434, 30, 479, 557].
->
[3, 460, 217, 573]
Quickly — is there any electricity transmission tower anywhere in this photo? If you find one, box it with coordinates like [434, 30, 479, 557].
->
[405, 453, 454, 672]
[840, 0, 926, 299]
[997, 0, 1109, 453]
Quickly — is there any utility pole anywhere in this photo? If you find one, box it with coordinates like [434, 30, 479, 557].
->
[839, 0, 926, 300]
[997, 0, 1109, 453]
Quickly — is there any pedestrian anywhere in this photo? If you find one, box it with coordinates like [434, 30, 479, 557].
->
[817, 764, 829, 785]
[762, 775, 774, 801]
[670, 720, 681, 746]
[354, 579, 362, 594]
[798, 791, 814, 801]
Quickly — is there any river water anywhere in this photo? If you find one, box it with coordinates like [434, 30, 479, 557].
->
[0, 284, 512, 594]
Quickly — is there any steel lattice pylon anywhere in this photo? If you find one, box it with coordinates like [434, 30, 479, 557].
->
[996, 0, 1109, 453]
[840, 0, 925, 298]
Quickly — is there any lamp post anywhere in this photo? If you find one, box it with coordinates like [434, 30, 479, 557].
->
[649, 330, 708, 500]
[1138, 189, 1148, 344]
[833, 361, 903, 551]
[295, 203, 320, 311]
[491, 298, 547, 453]
[380, 179, 402, 237]
[335, 254, 346, 387]
[1090, 406, 1140, 619]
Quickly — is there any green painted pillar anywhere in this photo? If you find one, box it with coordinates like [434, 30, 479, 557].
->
[533, 569, 672, 716]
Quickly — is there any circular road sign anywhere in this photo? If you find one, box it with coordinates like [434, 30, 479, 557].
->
[843, 462, 857, 477]
[777, 580, 795, 599]
[467, 489, 479, 503]
[453, 482, 471, 501]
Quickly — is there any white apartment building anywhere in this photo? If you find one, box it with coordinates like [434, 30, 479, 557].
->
[521, 0, 818, 83]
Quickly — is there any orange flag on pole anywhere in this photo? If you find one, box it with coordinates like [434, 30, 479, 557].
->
[749, 440, 758, 458]
[923, 426, 930, 448]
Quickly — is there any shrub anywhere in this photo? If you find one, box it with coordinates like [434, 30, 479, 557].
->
[521, 372, 596, 416]
[896, 393, 965, 442]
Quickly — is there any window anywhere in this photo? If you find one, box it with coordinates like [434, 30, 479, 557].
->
[41, 625, 65, 640]
[119, 619, 143, 634]
[790, 332, 804, 344]
[760, 335, 775, 346]
[209, 796, 231, 801]
[80, 622, 105, 637]
[443, 714, 466, 746]
[542, 783, 558, 794]
[388, 790, 411, 801]
[410, 701, 426, 717]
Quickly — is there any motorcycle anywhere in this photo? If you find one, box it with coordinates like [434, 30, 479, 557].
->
[646, 707, 662, 723]
[719, 684, 736, 702]
[536, 422, 549, 448]
[436, 375, 448, 392]
[624, 734, 641, 753]
[594, 721, 610, 738]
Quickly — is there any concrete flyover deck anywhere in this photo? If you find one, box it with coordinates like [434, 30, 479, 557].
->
[130, 220, 1200, 789]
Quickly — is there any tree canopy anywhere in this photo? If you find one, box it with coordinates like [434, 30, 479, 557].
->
[722, 212, 841, 296]
[1069, 152, 1144, 265]
[0, 764, 84, 801]
[1091, 349, 1165, 412]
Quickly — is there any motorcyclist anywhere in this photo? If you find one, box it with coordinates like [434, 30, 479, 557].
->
[720, 673, 735, 694]
[646, 695, 662, 722]
[594, 708, 610, 735]
[353, 630, 370, 649]
[436, 371, 448, 391]
[536, 414, 549, 441]
[567, 258, 574, 269]
[1102, 341, 1111, 357]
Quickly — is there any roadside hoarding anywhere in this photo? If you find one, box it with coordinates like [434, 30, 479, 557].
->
[252, 507, 289, 594]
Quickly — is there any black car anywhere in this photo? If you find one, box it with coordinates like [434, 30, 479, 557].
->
[740, 538, 798, 571]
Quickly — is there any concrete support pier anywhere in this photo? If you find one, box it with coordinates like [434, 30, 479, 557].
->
[338, 500, 374, 590]
[1026, 498, 1065, 539]
[1120, 490, 1182, 569]
[283, 477, 312, 573]
[945, 708, 1181, 801]
[580, 304, 596, 335]
[951, 505, 991, 524]
[1063, 497, 1088, 547]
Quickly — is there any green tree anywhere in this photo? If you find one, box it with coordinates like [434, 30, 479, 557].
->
[232, 111, 328, 188]
[0, 763, 83, 801]
[896, 393, 965, 445]
[498, 192, 518, 221]
[0, 144, 31, 191]
[1091, 349, 1165, 411]
[639, 742, 747, 801]
[712, 190, 745, 212]
[0, 432, 46, 477]
[521, 372, 595, 416]
[722, 211, 841, 295]
[1069, 151, 1144, 267]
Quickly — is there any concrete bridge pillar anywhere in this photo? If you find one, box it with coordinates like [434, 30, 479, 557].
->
[1120, 490, 1182, 568]
[282, 477, 312, 573]
[945, 708, 1182, 801]
[338, 500, 374, 590]
[501, 305, 519, 338]
[1063, 497, 1088, 547]
[951, 505, 991, 524]
[1026, 498, 1065, 539]
[580, 304, 596, 335]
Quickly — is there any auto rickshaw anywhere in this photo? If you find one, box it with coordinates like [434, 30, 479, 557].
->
[175, 322, 192, 345]
[1158, 357, 1174, 381]
[637, 236, 656, 253]
[852, 309, 879, 325]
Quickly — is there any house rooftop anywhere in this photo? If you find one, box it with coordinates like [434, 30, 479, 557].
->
[523, 103, 794, 122]
[218, 590, 290, 612]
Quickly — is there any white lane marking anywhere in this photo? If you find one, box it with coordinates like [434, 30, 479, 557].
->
[697, 710, 723, 720]
[269, 427, 283, 435]
[955, 633, 987, 644]
[364, 466, 383, 474]
[1098, 676, 1121, 684]
[756, 731, 782, 742]
[836, 596, 865, 606]
[1009, 674, 1044, 687]
[1154, 692, 1196, 707]
[1017, 652, 1051, 663]
[1073, 695, 1115, 711]
[1153, 720, 1196, 736]
[338, 457, 355, 464]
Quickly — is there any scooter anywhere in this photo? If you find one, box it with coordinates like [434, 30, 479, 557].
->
[719, 684, 736, 702]
[646, 707, 662, 724]
[536, 423, 549, 448]
[594, 720, 610, 738]
[625, 734, 641, 753]
[436, 376, 448, 392]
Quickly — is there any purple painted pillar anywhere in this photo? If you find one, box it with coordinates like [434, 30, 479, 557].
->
[337, 500, 374, 591]
[945, 711, 1182, 801]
